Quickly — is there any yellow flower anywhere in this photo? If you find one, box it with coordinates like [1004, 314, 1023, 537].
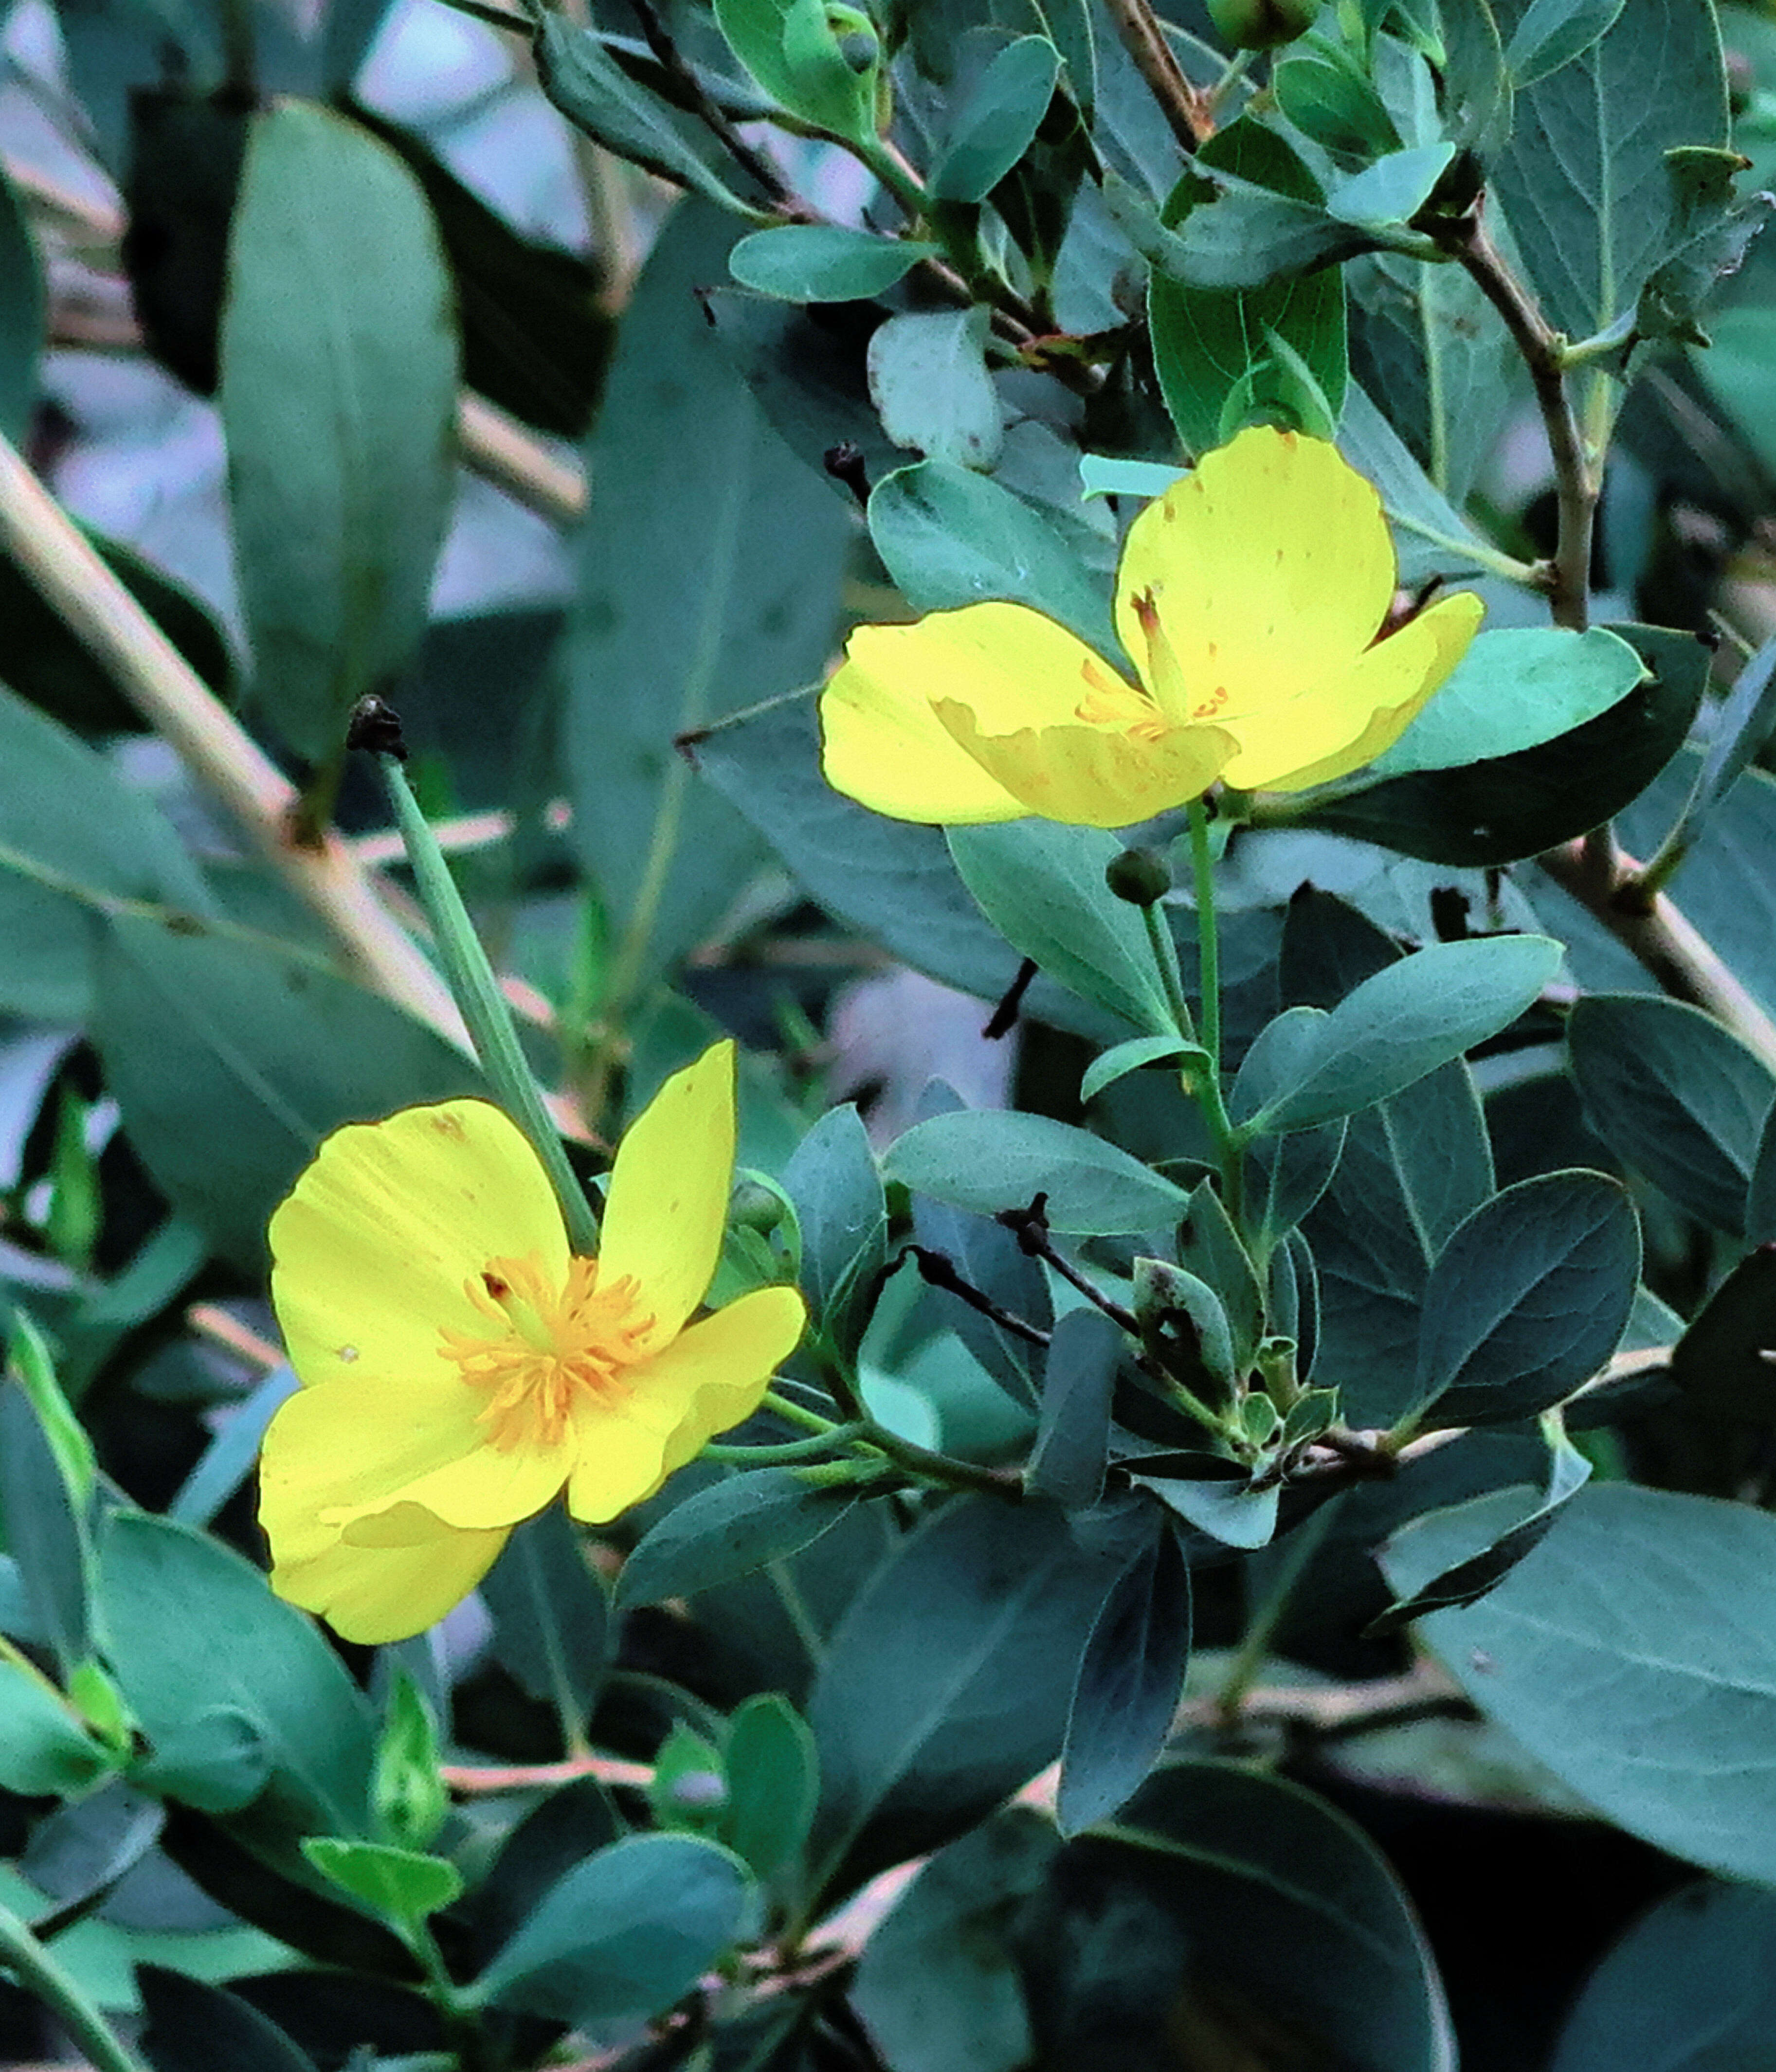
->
[258, 1042, 804, 1645]
[820, 425, 1484, 829]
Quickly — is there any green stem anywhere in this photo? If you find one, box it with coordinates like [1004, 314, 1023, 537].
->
[702, 1424, 869, 1465]
[1214, 1496, 1340, 1721]
[1140, 901, 1196, 1044]
[858, 1419, 1022, 1500]
[409, 1918, 488, 2072]
[1186, 799, 1221, 1070]
[761, 1387, 839, 1436]
[376, 753, 599, 1256]
[1186, 799, 1241, 1217]
[0, 1900, 149, 2072]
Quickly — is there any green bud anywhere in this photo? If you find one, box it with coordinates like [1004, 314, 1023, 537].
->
[730, 1177, 786, 1233]
[1105, 846, 1173, 907]
[1206, 0, 1315, 50]
[373, 1670, 449, 1850]
[779, 0, 881, 136]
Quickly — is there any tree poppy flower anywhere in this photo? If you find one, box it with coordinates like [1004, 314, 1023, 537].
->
[820, 425, 1483, 828]
[258, 1042, 803, 1644]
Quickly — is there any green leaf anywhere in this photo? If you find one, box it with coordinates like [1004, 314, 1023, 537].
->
[1488, 0, 1728, 343]
[1056, 1517, 1190, 1835]
[807, 1494, 1129, 1894]
[1150, 120, 1348, 455]
[534, 16, 762, 216]
[98, 1511, 374, 1835]
[1081, 1035, 1202, 1103]
[1273, 55, 1402, 161]
[474, 1833, 755, 2034]
[0, 161, 43, 445]
[1129, 1454, 1280, 1549]
[1550, 1880, 1776, 2071]
[1077, 1763, 1455, 2069]
[1368, 627, 1647, 776]
[302, 1837, 463, 1922]
[729, 225, 938, 301]
[137, 1969, 318, 2072]
[1106, 162, 1385, 294]
[0, 681, 217, 1021]
[868, 306, 1004, 470]
[1347, 252, 1519, 510]
[1337, 382, 1504, 584]
[221, 103, 456, 764]
[1566, 993, 1776, 1235]
[1305, 622, 1712, 864]
[713, 0, 871, 134]
[0, 1658, 114, 1797]
[0, 1376, 93, 1676]
[1407, 1483, 1776, 1882]
[1504, 0, 1628, 84]
[1375, 1426, 1592, 1628]
[565, 203, 848, 1004]
[1670, 1246, 1776, 1423]
[1303, 1060, 1494, 1427]
[1078, 454, 1185, 501]
[1232, 1010, 1349, 1243]
[90, 911, 480, 1271]
[693, 700, 1115, 1040]
[852, 1811, 1052, 2072]
[930, 36, 1061, 201]
[1413, 1172, 1640, 1425]
[479, 1509, 613, 1732]
[1246, 936, 1561, 1135]
[1658, 631, 1776, 860]
[1028, 1308, 1122, 1509]
[1327, 142, 1457, 228]
[870, 458, 1115, 654]
[883, 1110, 1190, 1234]
[948, 821, 1176, 1035]
[616, 1468, 861, 1606]
[784, 1104, 887, 1365]
[721, 1693, 819, 1884]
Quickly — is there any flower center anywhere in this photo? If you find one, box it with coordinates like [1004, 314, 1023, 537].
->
[1075, 657, 1171, 743]
[437, 1254, 656, 1451]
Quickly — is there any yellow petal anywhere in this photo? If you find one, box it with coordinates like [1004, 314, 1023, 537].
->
[564, 1285, 806, 1523]
[271, 1506, 507, 1645]
[258, 1367, 494, 1554]
[1222, 590, 1485, 792]
[932, 705, 1233, 828]
[598, 1041, 737, 1349]
[270, 1100, 569, 1393]
[1113, 426, 1397, 722]
[820, 604, 1115, 825]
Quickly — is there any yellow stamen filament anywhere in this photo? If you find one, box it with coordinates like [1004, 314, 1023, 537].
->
[438, 1254, 655, 1450]
[1075, 657, 1170, 743]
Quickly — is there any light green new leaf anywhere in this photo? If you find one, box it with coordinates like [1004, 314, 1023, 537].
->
[221, 103, 457, 764]
[1369, 627, 1647, 776]
[303, 1838, 463, 1922]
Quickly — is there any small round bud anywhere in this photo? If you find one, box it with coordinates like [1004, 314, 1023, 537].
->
[1105, 847, 1172, 907]
[1206, 0, 1314, 50]
[730, 1179, 785, 1233]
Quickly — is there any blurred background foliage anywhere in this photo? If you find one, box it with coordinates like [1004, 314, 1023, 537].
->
[6, 0, 1776, 2062]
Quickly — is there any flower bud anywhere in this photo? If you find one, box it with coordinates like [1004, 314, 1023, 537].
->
[1206, 0, 1315, 50]
[1105, 846, 1172, 907]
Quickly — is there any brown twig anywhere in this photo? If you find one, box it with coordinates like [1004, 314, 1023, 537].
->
[1099, 0, 1211, 148]
[1453, 214, 1595, 632]
[1538, 835, 1776, 1074]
